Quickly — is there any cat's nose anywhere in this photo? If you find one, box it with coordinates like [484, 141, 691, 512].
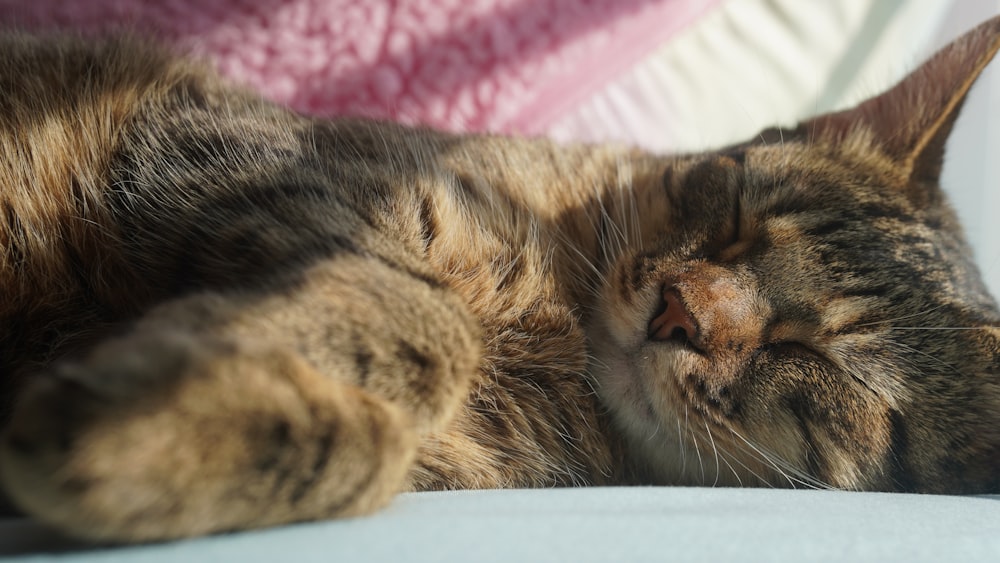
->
[648, 287, 699, 345]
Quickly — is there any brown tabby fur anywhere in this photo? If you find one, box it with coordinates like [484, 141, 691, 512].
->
[0, 16, 999, 543]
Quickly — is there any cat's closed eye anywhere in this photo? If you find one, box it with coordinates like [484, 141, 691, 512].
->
[716, 195, 751, 263]
[755, 341, 821, 364]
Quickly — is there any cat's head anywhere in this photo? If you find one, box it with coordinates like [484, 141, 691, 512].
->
[590, 16, 1000, 492]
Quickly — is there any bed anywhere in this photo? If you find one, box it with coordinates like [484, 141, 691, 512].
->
[1, 0, 999, 559]
[4, 488, 1000, 561]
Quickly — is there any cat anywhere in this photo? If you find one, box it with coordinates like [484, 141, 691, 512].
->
[0, 15, 998, 544]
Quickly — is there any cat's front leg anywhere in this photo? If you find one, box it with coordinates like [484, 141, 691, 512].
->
[0, 258, 482, 542]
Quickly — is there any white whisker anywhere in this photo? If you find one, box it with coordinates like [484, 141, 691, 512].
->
[855, 304, 948, 328]
[880, 326, 998, 331]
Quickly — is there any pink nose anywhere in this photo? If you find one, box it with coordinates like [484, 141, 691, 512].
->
[648, 288, 698, 343]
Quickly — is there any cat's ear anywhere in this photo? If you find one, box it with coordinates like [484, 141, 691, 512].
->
[803, 16, 1000, 189]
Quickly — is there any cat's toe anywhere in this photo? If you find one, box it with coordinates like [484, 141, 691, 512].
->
[0, 370, 114, 538]
[0, 335, 236, 541]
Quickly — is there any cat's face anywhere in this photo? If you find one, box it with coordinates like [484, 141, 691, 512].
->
[588, 17, 1000, 493]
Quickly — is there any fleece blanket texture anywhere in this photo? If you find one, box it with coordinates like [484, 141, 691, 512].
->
[0, 0, 717, 134]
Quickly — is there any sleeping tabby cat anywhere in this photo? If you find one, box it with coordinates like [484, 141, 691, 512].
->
[0, 15, 998, 543]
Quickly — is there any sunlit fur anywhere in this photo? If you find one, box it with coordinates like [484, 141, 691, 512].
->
[0, 18, 999, 544]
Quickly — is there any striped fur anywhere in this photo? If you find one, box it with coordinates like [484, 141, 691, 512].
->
[0, 19, 998, 543]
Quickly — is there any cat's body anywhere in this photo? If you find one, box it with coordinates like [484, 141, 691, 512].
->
[1, 18, 999, 543]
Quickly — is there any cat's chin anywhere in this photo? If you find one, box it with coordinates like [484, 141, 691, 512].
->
[586, 316, 730, 486]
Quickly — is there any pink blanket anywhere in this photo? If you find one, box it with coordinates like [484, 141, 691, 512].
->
[0, 0, 715, 134]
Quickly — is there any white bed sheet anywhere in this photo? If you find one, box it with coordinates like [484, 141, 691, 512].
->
[3, 488, 999, 562]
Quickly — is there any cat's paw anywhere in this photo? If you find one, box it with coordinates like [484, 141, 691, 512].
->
[0, 331, 416, 542]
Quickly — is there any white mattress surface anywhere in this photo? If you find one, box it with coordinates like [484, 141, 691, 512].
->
[4, 488, 1000, 562]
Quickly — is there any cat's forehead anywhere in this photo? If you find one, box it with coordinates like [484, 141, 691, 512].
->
[742, 133, 901, 197]
[669, 140, 995, 329]
[731, 138, 956, 243]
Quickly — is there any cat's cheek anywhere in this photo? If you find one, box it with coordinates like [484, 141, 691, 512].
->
[595, 277, 662, 349]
